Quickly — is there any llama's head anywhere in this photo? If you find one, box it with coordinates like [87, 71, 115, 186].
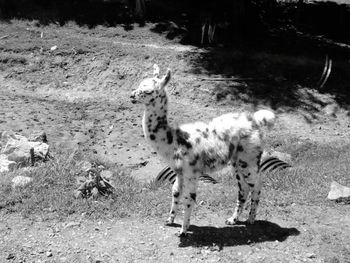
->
[130, 64, 171, 105]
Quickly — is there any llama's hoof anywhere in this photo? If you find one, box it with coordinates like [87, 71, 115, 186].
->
[177, 231, 188, 238]
[165, 218, 175, 226]
[225, 218, 238, 225]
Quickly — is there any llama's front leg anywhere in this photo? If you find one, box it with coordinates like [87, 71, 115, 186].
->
[226, 167, 249, 225]
[247, 177, 262, 224]
[166, 175, 183, 225]
[179, 175, 198, 237]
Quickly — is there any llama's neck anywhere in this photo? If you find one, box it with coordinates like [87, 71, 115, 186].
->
[142, 101, 174, 160]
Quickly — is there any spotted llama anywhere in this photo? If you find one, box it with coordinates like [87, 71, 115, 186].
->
[130, 64, 275, 237]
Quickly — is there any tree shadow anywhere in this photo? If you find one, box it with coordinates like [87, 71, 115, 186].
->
[185, 30, 350, 112]
[0, 0, 136, 28]
[172, 220, 300, 249]
[181, 0, 350, 112]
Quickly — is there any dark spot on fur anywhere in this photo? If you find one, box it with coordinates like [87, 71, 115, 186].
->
[238, 192, 244, 201]
[167, 130, 173, 144]
[237, 145, 244, 152]
[175, 201, 178, 205]
[238, 182, 242, 190]
[232, 162, 236, 167]
[257, 151, 263, 170]
[239, 160, 248, 168]
[187, 204, 191, 208]
[202, 155, 216, 168]
[190, 193, 196, 201]
[173, 191, 180, 198]
[150, 134, 156, 140]
[171, 210, 175, 214]
[236, 174, 240, 180]
[189, 155, 199, 166]
[176, 129, 192, 148]
[212, 129, 217, 135]
[228, 143, 235, 159]
[195, 137, 201, 144]
[196, 128, 201, 133]
[248, 183, 254, 188]
[202, 132, 209, 139]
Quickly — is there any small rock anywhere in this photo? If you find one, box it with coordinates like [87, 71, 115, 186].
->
[46, 251, 53, 257]
[6, 253, 15, 260]
[28, 132, 48, 143]
[100, 170, 113, 181]
[12, 176, 33, 188]
[323, 103, 339, 117]
[305, 252, 316, 259]
[50, 45, 57, 51]
[327, 181, 350, 200]
[0, 154, 16, 173]
[64, 221, 81, 228]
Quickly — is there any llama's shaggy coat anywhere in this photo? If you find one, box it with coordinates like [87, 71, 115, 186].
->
[131, 65, 275, 236]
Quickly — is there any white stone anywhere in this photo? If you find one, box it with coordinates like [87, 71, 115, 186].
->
[101, 170, 113, 180]
[1, 131, 49, 164]
[12, 176, 33, 188]
[327, 181, 350, 200]
[0, 154, 16, 173]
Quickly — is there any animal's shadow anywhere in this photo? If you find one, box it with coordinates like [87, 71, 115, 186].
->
[169, 220, 300, 248]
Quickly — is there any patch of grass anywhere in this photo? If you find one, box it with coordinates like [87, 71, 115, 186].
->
[262, 138, 350, 209]
[0, 54, 28, 71]
[0, 149, 169, 220]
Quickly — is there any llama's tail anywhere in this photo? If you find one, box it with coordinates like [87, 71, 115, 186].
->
[253, 109, 275, 129]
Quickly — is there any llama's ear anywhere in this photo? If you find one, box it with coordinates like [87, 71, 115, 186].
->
[159, 69, 171, 88]
[153, 64, 160, 78]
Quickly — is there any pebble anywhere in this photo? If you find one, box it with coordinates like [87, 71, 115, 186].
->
[46, 251, 53, 257]
[6, 253, 15, 260]
[306, 252, 316, 259]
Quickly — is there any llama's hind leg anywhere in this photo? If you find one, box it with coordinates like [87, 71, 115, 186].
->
[166, 175, 183, 225]
[226, 165, 249, 225]
[236, 148, 262, 224]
